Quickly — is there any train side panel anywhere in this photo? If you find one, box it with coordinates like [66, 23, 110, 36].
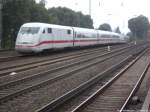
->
[72, 27, 98, 47]
[97, 30, 125, 44]
[51, 28, 74, 48]
[15, 22, 126, 53]
[39, 25, 74, 51]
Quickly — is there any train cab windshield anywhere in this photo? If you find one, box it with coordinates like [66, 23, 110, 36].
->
[19, 27, 40, 35]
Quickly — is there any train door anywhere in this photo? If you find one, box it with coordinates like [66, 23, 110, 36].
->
[51, 28, 61, 48]
[59, 29, 67, 48]
[40, 27, 53, 50]
[39, 28, 47, 50]
[56, 28, 71, 48]
[52, 28, 73, 48]
[47, 27, 54, 49]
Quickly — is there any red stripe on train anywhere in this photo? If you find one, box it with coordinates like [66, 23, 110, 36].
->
[16, 39, 98, 48]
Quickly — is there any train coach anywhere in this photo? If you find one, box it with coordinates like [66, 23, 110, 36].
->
[15, 22, 126, 53]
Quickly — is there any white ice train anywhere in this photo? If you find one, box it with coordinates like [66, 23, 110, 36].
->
[15, 22, 126, 53]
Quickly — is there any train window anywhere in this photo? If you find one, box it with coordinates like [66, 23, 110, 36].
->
[67, 30, 71, 34]
[48, 28, 52, 33]
[19, 27, 40, 34]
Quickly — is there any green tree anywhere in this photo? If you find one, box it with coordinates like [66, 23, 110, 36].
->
[30, 2, 49, 22]
[128, 15, 150, 39]
[39, 0, 46, 6]
[2, 0, 33, 48]
[48, 7, 93, 28]
[2, 2, 94, 48]
[98, 23, 112, 31]
[2, 0, 49, 48]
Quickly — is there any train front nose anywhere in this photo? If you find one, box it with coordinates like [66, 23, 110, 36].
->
[15, 34, 39, 53]
[15, 26, 41, 53]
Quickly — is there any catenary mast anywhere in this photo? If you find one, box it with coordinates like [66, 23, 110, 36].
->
[0, 0, 2, 48]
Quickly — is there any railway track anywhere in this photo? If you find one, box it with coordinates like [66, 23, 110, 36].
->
[0, 45, 141, 87]
[0, 44, 138, 102]
[0, 44, 132, 77]
[0, 45, 123, 63]
[40, 45, 150, 112]
[0, 43, 147, 112]
[0, 54, 26, 62]
[126, 58, 150, 111]
[72, 49, 150, 112]
[0, 49, 22, 62]
[0, 43, 140, 63]
[0, 46, 104, 63]
[0, 44, 133, 64]
[0, 49, 13, 52]
[0, 47, 130, 85]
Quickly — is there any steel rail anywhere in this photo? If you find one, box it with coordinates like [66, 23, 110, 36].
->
[0, 45, 133, 89]
[0, 46, 109, 76]
[0, 45, 135, 103]
[0, 49, 13, 52]
[70, 47, 148, 112]
[0, 54, 27, 62]
[0, 46, 105, 63]
[119, 61, 150, 112]
[35, 55, 135, 112]
[0, 46, 104, 69]
[0, 45, 133, 77]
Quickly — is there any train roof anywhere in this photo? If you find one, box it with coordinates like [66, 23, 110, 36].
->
[21, 23, 123, 37]
[21, 22, 73, 30]
[97, 30, 122, 36]
[21, 22, 97, 32]
[72, 27, 96, 33]
[97, 30, 114, 35]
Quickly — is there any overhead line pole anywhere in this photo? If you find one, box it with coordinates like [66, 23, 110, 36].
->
[89, 0, 91, 17]
[0, 0, 2, 48]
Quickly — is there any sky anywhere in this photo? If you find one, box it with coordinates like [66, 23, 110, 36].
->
[36, 0, 150, 34]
